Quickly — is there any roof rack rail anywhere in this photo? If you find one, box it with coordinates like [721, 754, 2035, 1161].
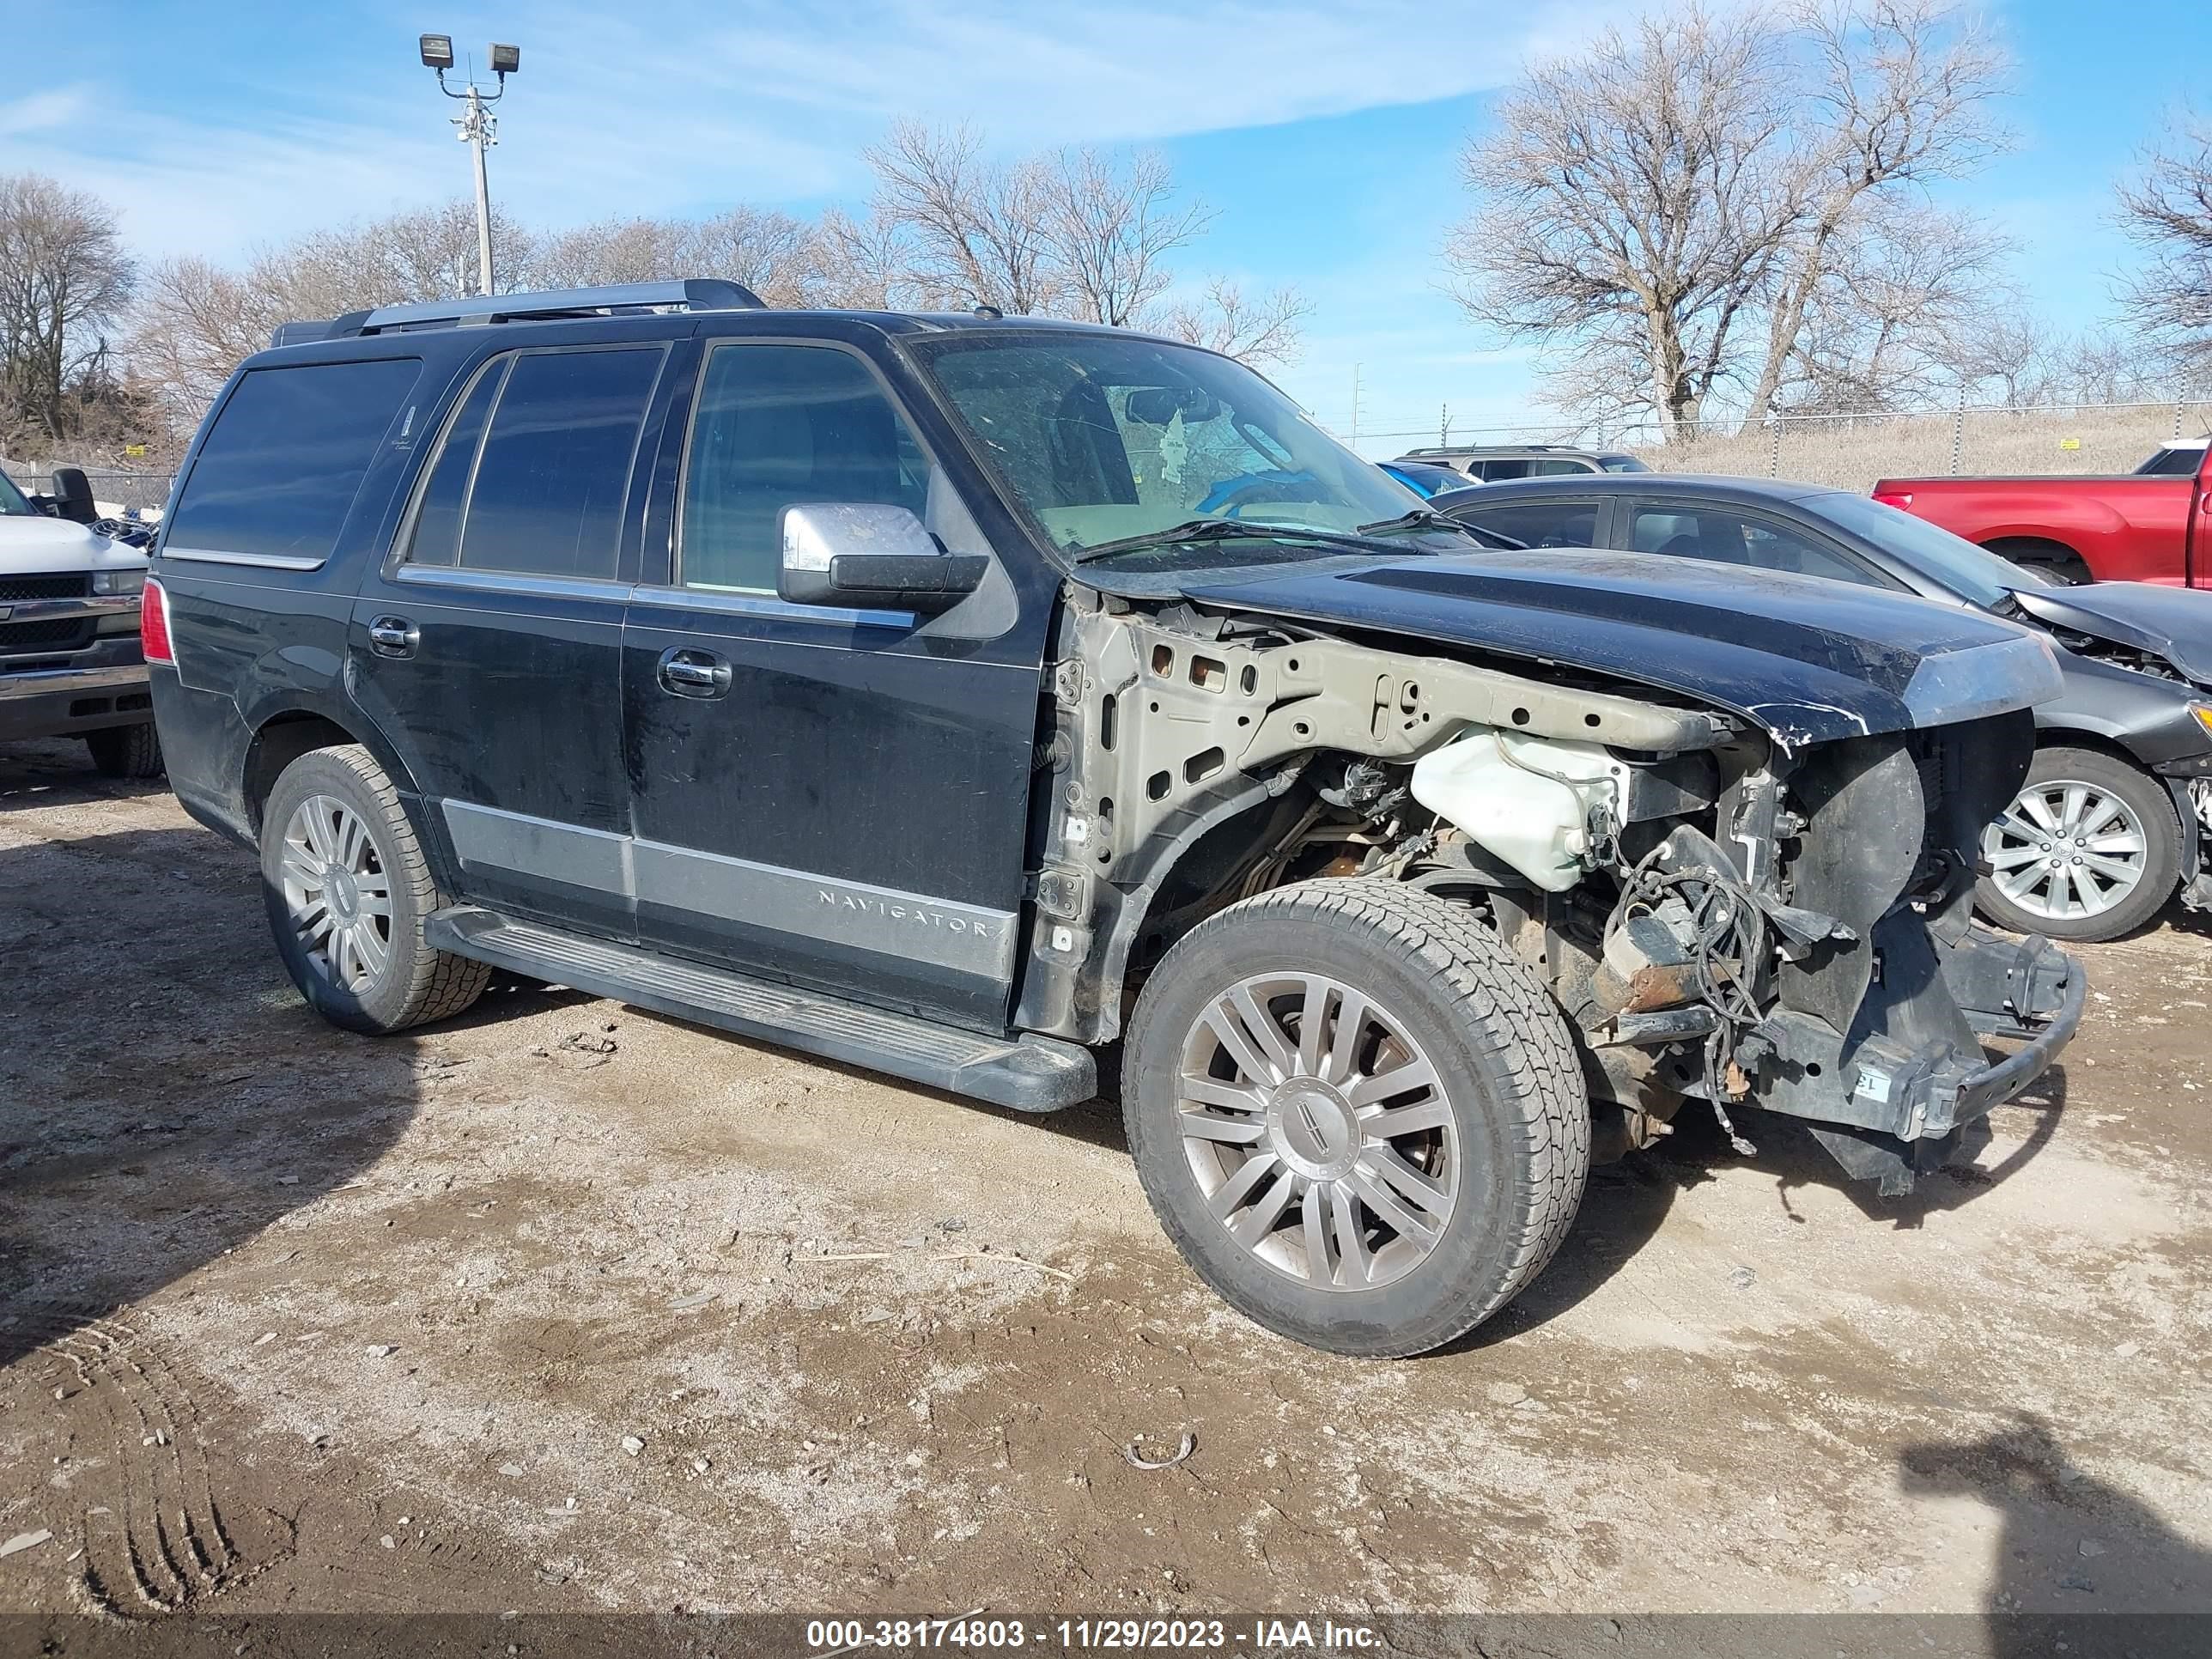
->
[270, 279, 765, 347]
[1401, 443, 1575, 458]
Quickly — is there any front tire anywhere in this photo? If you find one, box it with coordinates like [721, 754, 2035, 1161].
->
[259, 744, 489, 1033]
[1977, 746, 2179, 941]
[1123, 878, 1590, 1358]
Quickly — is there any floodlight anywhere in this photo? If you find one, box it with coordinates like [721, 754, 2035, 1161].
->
[419, 33, 455, 70]
[488, 42, 520, 74]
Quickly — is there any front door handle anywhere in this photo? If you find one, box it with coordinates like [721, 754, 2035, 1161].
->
[368, 616, 419, 659]
[658, 646, 732, 699]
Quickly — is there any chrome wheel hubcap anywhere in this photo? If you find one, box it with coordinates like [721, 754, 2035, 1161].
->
[1982, 781, 2147, 921]
[279, 795, 392, 990]
[1176, 973, 1458, 1291]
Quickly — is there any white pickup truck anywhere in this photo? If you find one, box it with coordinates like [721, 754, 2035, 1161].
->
[0, 465, 161, 776]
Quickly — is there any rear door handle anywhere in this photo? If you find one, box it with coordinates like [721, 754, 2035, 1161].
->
[658, 646, 732, 699]
[368, 616, 419, 659]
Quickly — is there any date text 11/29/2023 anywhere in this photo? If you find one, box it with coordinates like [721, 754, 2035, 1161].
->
[805, 1617, 1382, 1650]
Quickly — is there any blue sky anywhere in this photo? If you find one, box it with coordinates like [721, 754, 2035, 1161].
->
[3, 0, 2205, 453]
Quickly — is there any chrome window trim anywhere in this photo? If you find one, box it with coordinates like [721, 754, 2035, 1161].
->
[160, 545, 326, 571]
[395, 564, 634, 603]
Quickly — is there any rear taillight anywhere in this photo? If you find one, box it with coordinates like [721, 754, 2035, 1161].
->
[141, 575, 174, 665]
[1872, 489, 1913, 509]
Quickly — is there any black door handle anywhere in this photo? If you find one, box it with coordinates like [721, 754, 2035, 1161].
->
[368, 616, 419, 659]
[658, 646, 732, 699]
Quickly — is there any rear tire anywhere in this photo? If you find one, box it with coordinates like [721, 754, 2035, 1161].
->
[1123, 878, 1589, 1358]
[1985, 538, 2090, 586]
[85, 723, 163, 780]
[259, 744, 489, 1033]
[1976, 746, 2179, 941]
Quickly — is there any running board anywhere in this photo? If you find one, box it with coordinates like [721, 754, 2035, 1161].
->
[424, 906, 1097, 1113]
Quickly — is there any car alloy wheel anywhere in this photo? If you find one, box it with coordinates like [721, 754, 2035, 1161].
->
[277, 793, 393, 991]
[1176, 972, 1459, 1291]
[1981, 780, 2148, 923]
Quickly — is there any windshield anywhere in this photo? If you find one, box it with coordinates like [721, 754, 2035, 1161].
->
[912, 331, 1440, 563]
[0, 471, 33, 517]
[1807, 491, 2033, 607]
[1598, 454, 1650, 472]
[1382, 460, 1474, 497]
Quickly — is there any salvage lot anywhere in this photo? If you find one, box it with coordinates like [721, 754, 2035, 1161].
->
[1, 738, 2207, 1622]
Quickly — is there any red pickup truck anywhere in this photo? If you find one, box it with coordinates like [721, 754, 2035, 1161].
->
[1872, 440, 2212, 585]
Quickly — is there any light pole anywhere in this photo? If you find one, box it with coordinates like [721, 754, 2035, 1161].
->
[418, 34, 520, 296]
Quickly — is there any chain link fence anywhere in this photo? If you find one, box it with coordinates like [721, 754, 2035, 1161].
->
[1350, 398, 2210, 489]
[1, 459, 174, 518]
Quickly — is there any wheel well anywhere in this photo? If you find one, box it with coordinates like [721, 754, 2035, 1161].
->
[1984, 537, 2090, 580]
[243, 713, 358, 830]
[2035, 729, 2155, 773]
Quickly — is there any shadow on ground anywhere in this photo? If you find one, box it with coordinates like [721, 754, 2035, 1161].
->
[1902, 1414, 2212, 1638]
[0, 741, 592, 1373]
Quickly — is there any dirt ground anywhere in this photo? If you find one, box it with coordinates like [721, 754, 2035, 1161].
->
[2, 736, 2208, 1636]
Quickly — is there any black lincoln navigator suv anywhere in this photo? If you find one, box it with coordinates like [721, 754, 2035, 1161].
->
[147, 280, 2083, 1356]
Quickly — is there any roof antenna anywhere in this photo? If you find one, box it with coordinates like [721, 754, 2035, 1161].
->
[973, 303, 1004, 320]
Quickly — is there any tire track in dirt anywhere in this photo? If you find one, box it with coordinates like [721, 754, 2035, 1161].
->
[33, 1306, 295, 1616]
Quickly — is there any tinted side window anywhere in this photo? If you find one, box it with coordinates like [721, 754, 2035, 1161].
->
[1460, 499, 1601, 548]
[1528, 458, 1591, 477]
[168, 358, 421, 562]
[404, 359, 507, 568]
[680, 343, 931, 593]
[1480, 459, 1532, 480]
[415, 347, 660, 581]
[1631, 506, 1880, 585]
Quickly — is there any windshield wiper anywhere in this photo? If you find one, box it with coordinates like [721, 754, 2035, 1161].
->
[1354, 506, 1484, 540]
[1068, 518, 1385, 566]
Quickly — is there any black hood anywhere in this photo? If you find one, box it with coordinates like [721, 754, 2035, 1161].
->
[1179, 550, 2063, 749]
[2009, 581, 2212, 685]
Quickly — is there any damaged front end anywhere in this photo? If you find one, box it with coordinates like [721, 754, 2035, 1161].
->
[1569, 724, 2084, 1194]
[1027, 555, 2085, 1198]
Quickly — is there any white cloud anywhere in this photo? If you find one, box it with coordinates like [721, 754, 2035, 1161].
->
[0, 85, 93, 138]
[15, 0, 1629, 258]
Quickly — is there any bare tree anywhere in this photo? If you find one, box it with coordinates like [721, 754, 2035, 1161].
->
[2049, 331, 2175, 404]
[1940, 307, 2057, 408]
[864, 120, 1060, 313]
[1738, 0, 2009, 422]
[1040, 148, 1212, 326]
[681, 208, 822, 307]
[0, 173, 137, 444]
[130, 200, 533, 425]
[525, 216, 684, 289]
[527, 208, 823, 305]
[131, 257, 279, 417]
[2117, 111, 2212, 359]
[1446, 6, 1800, 436]
[1156, 279, 1312, 368]
[1781, 202, 2011, 410]
[811, 206, 914, 310]
[1446, 1, 2009, 437]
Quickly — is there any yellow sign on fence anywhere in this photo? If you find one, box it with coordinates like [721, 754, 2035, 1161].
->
[2059, 437, 2081, 451]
